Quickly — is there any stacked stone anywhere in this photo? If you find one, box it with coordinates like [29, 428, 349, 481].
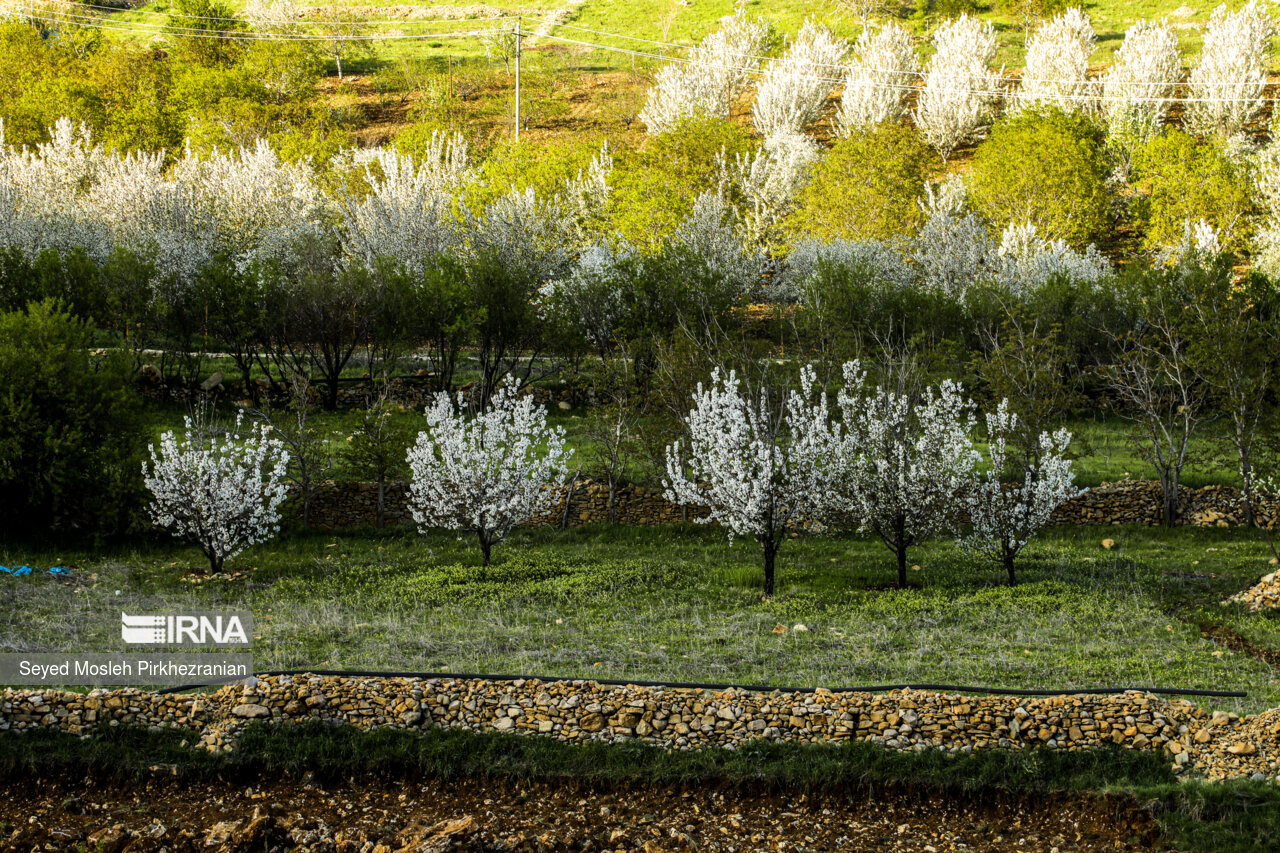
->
[1226, 573, 1280, 611]
[303, 477, 1280, 532]
[2, 677, 1278, 783]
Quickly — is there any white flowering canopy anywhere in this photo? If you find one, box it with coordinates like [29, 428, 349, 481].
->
[963, 400, 1080, 582]
[915, 14, 999, 160]
[837, 21, 919, 134]
[832, 361, 979, 583]
[751, 20, 846, 138]
[722, 129, 818, 246]
[142, 412, 291, 573]
[995, 221, 1111, 295]
[1016, 8, 1096, 113]
[1186, 0, 1275, 137]
[339, 135, 470, 276]
[664, 366, 838, 595]
[639, 12, 771, 133]
[1103, 20, 1181, 149]
[406, 377, 571, 564]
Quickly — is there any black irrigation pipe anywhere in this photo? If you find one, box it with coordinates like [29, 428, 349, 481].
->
[157, 669, 1248, 698]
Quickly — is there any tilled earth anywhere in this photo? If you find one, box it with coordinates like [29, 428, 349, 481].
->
[0, 770, 1162, 852]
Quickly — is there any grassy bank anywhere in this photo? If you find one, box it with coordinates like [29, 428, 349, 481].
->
[2, 524, 1278, 714]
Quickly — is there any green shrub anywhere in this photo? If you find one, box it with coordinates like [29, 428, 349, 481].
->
[0, 299, 147, 537]
[1132, 130, 1255, 253]
[968, 108, 1110, 248]
[784, 122, 936, 244]
[606, 117, 756, 248]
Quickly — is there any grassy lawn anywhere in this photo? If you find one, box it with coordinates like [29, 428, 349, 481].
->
[95, 0, 1243, 71]
[3, 524, 1278, 715]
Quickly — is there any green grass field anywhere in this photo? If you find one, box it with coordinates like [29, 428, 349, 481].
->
[3, 524, 1278, 714]
[84, 0, 1263, 76]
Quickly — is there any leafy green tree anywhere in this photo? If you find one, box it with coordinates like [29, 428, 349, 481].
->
[0, 299, 146, 537]
[463, 136, 607, 214]
[1182, 258, 1279, 527]
[784, 122, 936, 244]
[342, 381, 414, 529]
[166, 0, 247, 70]
[606, 118, 756, 248]
[968, 108, 1110, 248]
[1132, 130, 1255, 253]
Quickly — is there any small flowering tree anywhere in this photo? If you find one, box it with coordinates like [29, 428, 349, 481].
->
[751, 20, 847, 138]
[1186, 0, 1274, 138]
[406, 377, 571, 566]
[142, 410, 291, 573]
[1016, 8, 1096, 113]
[837, 21, 919, 134]
[639, 12, 771, 133]
[1102, 20, 1181, 154]
[915, 14, 999, 161]
[665, 367, 836, 597]
[963, 401, 1080, 585]
[834, 361, 979, 587]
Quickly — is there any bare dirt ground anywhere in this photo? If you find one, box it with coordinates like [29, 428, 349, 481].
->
[0, 770, 1161, 852]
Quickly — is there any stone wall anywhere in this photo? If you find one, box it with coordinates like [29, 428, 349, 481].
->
[303, 477, 1279, 531]
[1, 676, 1277, 782]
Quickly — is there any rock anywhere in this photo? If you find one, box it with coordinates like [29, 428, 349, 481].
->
[231, 703, 270, 719]
[199, 371, 224, 392]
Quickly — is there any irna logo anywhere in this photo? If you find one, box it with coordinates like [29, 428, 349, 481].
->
[121, 612, 252, 646]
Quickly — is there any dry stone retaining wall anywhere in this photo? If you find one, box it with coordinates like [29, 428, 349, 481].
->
[2, 676, 1278, 783]
[305, 478, 1279, 531]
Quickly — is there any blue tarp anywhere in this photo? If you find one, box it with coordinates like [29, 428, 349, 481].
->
[0, 565, 69, 576]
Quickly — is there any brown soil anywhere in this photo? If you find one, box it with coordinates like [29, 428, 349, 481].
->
[0, 770, 1162, 852]
[1199, 621, 1280, 671]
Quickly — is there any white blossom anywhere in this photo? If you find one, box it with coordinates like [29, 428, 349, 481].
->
[1102, 20, 1182, 151]
[338, 138, 469, 275]
[721, 130, 819, 246]
[142, 411, 291, 573]
[915, 14, 1000, 161]
[773, 236, 914, 303]
[465, 185, 574, 282]
[751, 20, 846, 138]
[830, 362, 979, 585]
[1016, 8, 1096, 113]
[639, 12, 771, 133]
[911, 192, 999, 297]
[837, 21, 919, 134]
[668, 190, 765, 299]
[963, 401, 1081, 583]
[1158, 218, 1224, 266]
[538, 241, 633, 354]
[406, 376, 571, 565]
[995, 221, 1111, 295]
[1186, 0, 1274, 137]
[664, 366, 838, 595]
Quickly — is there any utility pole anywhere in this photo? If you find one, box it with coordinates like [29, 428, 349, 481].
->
[514, 18, 522, 142]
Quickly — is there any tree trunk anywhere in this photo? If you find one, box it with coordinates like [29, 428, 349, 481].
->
[376, 475, 386, 530]
[762, 541, 776, 598]
[1160, 471, 1179, 528]
[479, 533, 492, 567]
[607, 481, 617, 524]
[1003, 545, 1017, 586]
[1241, 451, 1256, 528]
[894, 514, 908, 588]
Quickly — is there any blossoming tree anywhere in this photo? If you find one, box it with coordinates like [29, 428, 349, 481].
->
[406, 377, 571, 565]
[834, 361, 979, 587]
[665, 366, 836, 597]
[963, 401, 1080, 584]
[142, 410, 291, 573]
